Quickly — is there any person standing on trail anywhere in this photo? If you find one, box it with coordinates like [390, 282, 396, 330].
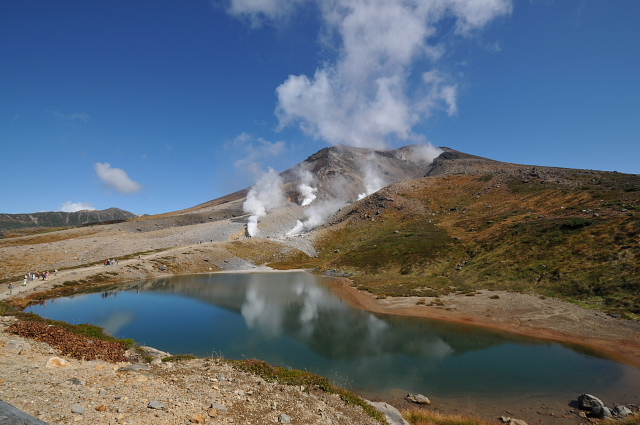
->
[22, 277, 27, 286]
[8, 284, 13, 295]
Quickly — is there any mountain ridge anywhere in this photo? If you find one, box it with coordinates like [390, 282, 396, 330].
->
[0, 207, 137, 232]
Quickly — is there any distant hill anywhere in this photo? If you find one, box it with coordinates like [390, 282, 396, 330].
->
[0, 208, 137, 231]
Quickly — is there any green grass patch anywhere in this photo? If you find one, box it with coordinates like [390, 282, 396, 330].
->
[162, 354, 199, 362]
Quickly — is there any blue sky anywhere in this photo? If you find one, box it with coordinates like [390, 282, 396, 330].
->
[1, 0, 638, 215]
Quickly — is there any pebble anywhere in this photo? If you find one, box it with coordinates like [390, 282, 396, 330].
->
[279, 413, 292, 423]
[148, 400, 166, 410]
[70, 404, 85, 414]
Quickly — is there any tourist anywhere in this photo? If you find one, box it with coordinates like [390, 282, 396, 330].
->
[8, 284, 13, 295]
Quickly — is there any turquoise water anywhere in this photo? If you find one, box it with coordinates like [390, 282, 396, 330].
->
[26, 272, 640, 401]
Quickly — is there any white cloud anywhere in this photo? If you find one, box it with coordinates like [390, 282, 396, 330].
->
[94, 163, 143, 194]
[229, 0, 512, 148]
[60, 201, 97, 212]
[54, 111, 91, 122]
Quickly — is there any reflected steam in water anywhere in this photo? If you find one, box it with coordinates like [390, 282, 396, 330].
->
[27, 272, 640, 401]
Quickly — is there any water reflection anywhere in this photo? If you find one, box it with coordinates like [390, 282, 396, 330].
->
[27, 272, 640, 399]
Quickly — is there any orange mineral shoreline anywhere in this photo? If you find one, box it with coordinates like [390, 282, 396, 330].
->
[327, 277, 640, 369]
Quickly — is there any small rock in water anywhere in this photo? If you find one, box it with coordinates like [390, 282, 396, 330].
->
[405, 393, 431, 405]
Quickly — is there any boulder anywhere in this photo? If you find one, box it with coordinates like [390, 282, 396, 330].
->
[500, 416, 528, 425]
[2, 340, 30, 355]
[578, 394, 604, 411]
[405, 394, 431, 405]
[366, 401, 410, 425]
[613, 405, 633, 418]
[46, 357, 70, 368]
[590, 406, 613, 419]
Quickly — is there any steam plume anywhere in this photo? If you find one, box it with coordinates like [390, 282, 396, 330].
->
[243, 168, 286, 237]
[299, 184, 317, 206]
[357, 158, 388, 200]
[296, 167, 317, 206]
[287, 199, 347, 235]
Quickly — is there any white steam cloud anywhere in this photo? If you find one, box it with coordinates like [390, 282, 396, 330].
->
[296, 167, 318, 206]
[287, 198, 347, 235]
[229, 0, 512, 149]
[94, 163, 143, 194]
[60, 201, 97, 212]
[231, 133, 287, 177]
[405, 143, 444, 164]
[357, 158, 388, 200]
[243, 168, 286, 237]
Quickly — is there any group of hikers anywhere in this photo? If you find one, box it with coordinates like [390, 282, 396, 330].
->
[104, 259, 118, 266]
[5, 270, 57, 296]
[23, 270, 56, 286]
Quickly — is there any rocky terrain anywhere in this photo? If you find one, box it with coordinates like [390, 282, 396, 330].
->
[0, 316, 382, 425]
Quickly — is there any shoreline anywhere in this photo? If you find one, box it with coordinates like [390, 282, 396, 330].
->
[325, 276, 640, 369]
[4, 266, 640, 369]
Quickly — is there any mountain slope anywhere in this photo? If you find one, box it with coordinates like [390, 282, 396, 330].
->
[0, 208, 137, 231]
[270, 151, 640, 318]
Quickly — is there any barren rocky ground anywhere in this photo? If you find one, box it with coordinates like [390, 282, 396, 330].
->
[0, 316, 380, 425]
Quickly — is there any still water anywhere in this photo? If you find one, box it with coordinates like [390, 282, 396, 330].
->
[27, 272, 640, 401]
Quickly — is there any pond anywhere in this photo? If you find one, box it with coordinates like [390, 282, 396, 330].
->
[26, 272, 640, 405]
